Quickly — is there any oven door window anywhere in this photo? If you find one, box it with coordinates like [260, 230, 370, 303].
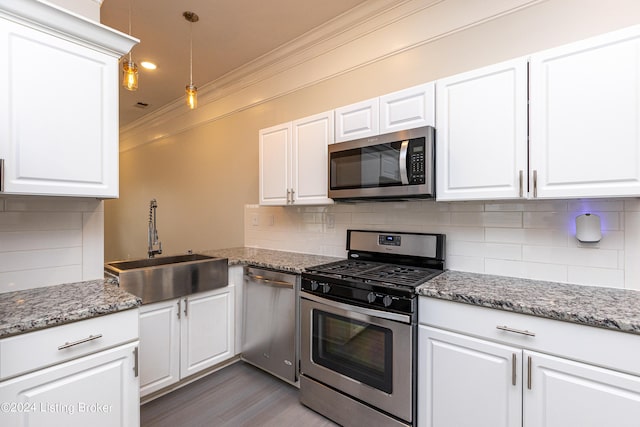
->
[312, 309, 392, 394]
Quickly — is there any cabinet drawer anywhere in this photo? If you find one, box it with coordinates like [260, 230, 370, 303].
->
[0, 309, 139, 380]
[419, 297, 640, 376]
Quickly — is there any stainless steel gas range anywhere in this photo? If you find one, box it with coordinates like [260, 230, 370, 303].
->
[299, 229, 446, 427]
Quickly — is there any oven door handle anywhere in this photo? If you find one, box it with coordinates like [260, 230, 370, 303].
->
[301, 291, 411, 324]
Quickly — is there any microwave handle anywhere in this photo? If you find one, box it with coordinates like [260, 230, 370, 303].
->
[399, 140, 409, 185]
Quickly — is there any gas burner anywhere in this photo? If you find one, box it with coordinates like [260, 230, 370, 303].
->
[308, 260, 442, 288]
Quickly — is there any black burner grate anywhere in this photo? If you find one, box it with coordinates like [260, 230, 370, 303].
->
[308, 260, 440, 287]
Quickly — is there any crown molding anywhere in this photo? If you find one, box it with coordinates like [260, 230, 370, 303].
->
[0, 0, 138, 57]
[119, 0, 542, 152]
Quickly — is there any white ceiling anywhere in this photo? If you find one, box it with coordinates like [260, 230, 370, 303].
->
[100, 0, 368, 127]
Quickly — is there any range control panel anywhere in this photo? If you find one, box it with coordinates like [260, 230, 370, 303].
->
[378, 234, 401, 246]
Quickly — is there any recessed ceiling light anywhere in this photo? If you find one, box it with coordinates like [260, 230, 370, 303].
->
[140, 61, 157, 70]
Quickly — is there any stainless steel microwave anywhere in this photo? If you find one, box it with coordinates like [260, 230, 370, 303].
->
[328, 126, 435, 201]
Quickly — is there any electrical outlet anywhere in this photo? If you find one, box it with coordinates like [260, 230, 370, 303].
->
[266, 215, 274, 226]
[251, 214, 259, 226]
[326, 213, 335, 229]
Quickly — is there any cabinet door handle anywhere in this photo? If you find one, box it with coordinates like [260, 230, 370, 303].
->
[184, 298, 188, 317]
[177, 300, 181, 319]
[533, 170, 538, 198]
[58, 334, 103, 350]
[496, 325, 536, 337]
[133, 346, 139, 377]
[518, 170, 523, 197]
[290, 188, 295, 203]
[527, 356, 532, 390]
[512, 353, 517, 386]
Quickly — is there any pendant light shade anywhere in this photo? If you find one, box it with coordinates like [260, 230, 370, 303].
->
[183, 11, 199, 109]
[186, 84, 197, 109]
[123, 59, 138, 91]
[122, 0, 138, 91]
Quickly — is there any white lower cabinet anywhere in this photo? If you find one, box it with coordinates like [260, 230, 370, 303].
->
[139, 286, 235, 397]
[0, 342, 139, 427]
[418, 297, 640, 427]
[0, 310, 139, 427]
[419, 326, 522, 427]
[525, 351, 640, 427]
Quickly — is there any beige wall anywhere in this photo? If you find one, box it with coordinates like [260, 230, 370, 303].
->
[106, 0, 640, 262]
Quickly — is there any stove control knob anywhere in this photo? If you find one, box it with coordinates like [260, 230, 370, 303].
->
[322, 283, 331, 293]
[382, 295, 393, 307]
[310, 280, 319, 291]
[367, 292, 377, 303]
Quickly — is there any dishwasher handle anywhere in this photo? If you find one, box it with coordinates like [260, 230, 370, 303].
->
[246, 272, 294, 289]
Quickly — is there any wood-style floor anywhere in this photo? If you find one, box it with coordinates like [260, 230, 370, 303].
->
[141, 361, 338, 427]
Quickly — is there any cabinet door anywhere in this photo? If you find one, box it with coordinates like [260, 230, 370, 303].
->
[180, 287, 235, 377]
[139, 299, 180, 397]
[418, 326, 522, 427]
[0, 342, 139, 427]
[380, 82, 435, 134]
[259, 123, 292, 205]
[529, 26, 640, 198]
[0, 18, 119, 197]
[436, 58, 528, 201]
[334, 98, 379, 142]
[524, 351, 640, 427]
[292, 111, 334, 205]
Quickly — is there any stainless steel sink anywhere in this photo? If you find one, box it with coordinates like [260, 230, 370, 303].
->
[105, 254, 228, 304]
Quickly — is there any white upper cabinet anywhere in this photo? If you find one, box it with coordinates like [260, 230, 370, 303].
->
[436, 58, 528, 201]
[259, 123, 292, 205]
[335, 83, 435, 143]
[292, 112, 334, 205]
[438, 25, 640, 201]
[334, 98, 379, 142]
[380, 82, 435, 134]
[259, 111, 334, 206]
[529, 25, 640, 199]
[0, 2, 137, 198]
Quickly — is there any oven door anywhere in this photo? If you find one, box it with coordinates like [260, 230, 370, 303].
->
[300, 292, 414, 422]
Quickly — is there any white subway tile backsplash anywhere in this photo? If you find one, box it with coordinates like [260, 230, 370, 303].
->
[567, 199, 624, 212]
[0, 212, 82, 232]
[245, 198, 636, 290]
[567, 266, 624, 288]
[523, 245, 618, 269]
[485, 227, 569, 247]
[485, 259, 568, 283]
[0, 265, 82, 292]
[0, 230, 82, 252]
[0, 197, 104, 293]
[0, 247, 82, 273]
[446, 255, 485, 273]
[523, 211, 571, 229]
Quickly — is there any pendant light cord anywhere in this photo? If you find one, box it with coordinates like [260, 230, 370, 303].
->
[189, 21, 193, 85]
[128, 0, 133, 62]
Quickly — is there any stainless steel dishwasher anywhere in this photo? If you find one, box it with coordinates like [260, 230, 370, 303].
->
[242, 266, 299, 384]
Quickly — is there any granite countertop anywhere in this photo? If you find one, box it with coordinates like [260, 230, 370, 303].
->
[417, 270, 640, 335]
[0, 279, 141, 339]
[201, 247, 343, 273]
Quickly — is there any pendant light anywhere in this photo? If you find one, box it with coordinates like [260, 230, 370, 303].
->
[122, 0, 138, 91]
[183, 11, 199, 109]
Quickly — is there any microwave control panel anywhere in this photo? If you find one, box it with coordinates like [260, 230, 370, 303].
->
[408, 138, 426, 184]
